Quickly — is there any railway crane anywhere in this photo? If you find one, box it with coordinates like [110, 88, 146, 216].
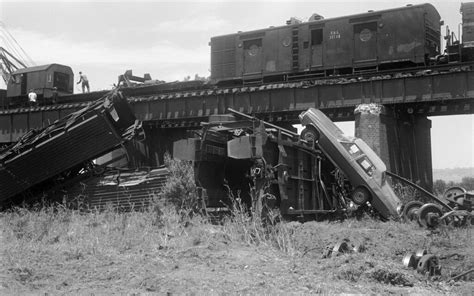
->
[0, 22, 34, 86]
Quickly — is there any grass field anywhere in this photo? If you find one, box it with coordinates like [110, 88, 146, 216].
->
[1, 158, 472, 294]
[0, 202, 472, 295]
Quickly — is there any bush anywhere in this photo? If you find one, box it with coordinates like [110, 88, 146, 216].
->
[391, 182, 424, 204]
[156, 153, 199, 216]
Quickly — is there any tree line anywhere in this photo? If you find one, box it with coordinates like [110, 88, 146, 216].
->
[433, 176, 474, 196]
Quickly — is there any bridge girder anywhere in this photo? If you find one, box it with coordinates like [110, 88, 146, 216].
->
[0, 70, 473, 143]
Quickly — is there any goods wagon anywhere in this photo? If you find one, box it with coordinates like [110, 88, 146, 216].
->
[210, 3, 441, 83]
[174, 109, 402, 220]
[0, 90, 141, 207]
[173, 114, 346, 219]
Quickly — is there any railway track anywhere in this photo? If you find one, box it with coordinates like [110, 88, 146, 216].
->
[2, 61, 473, 115]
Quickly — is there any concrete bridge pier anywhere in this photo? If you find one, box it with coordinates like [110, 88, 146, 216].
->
[354, 104, 433, 191]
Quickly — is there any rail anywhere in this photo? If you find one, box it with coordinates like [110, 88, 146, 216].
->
[386, 171, 453, 211]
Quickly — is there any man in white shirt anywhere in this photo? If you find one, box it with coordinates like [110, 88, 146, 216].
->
[28, 89, 37, 106]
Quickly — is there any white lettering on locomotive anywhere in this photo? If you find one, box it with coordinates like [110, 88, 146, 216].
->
[329, 30, 341, 40]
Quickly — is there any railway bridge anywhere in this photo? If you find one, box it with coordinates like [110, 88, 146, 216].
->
[1, 68, 473, 190]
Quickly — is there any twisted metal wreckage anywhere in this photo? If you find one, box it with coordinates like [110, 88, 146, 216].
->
[0, 88, 471, 227]
[173, 107, 473, 226]
[0, 90, 143, 208]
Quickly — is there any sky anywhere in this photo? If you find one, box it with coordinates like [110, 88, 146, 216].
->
[0, 0, 473, 170]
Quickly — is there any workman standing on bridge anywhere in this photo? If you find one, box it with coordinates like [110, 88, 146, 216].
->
[77, 71, 90, 93]
[28, 89, 37, 106]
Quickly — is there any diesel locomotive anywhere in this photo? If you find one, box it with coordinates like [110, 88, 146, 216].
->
[209, 3, 470, 84]
[3, 3, 474, 106]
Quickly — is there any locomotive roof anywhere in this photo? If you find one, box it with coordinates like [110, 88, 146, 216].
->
[12, 63, 72, 75]
[323, 3, 440, 23]
[212, 3, 439, 38]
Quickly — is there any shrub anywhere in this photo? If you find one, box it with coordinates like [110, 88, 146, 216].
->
[156, 153, 199, 216]
[391, 181, 425, 204]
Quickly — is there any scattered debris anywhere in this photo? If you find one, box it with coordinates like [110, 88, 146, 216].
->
[450, 268, 474, 282]
[322, 238, 366, 258]
[395, 179, 473, 229]
[402, 249, 428, 269]
[402, 249, 442, 277]
[416, 254, 442, 276]
[402, 253, 418, 269]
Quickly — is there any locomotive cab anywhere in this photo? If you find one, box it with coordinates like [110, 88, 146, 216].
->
[7, 64, 74, 106]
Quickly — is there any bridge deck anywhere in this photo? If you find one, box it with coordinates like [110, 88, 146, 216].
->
[0, 69, 473, 143]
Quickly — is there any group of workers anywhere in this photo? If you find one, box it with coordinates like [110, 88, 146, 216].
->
[27, 71, 90, 106]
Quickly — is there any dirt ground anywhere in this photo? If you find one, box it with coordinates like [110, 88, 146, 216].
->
[0, 212, 472, 295]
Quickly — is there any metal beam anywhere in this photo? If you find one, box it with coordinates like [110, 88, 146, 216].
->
[0, 70, 473, 142]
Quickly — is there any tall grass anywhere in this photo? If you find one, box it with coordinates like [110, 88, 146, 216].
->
[221, 194, 296, 255]
[1, 156, 298, 270]
[155, 155, 297, 254]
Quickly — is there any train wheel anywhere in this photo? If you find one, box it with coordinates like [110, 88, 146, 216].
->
[331, 241, 350, 257]
[444, 186, 466, 207]
[443, 186, 466, 200]
[415, 249, 428, 258]
[402, 200, 424, 222]
[351, 186, 371, 205]
[417, 203, 443, 228]
[402, 253, 418, 269]
[416, 254, 441, 276]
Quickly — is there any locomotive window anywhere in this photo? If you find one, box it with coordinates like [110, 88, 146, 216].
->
[12, 75, 21, 84]
[243, 38, 262, 49]
[53, 72, 69, 92]
[311, 29, 323, 45]
[353, 22, 377, 34]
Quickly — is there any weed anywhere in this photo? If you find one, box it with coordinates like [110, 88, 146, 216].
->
[391, 181, 426, 204]
[156, 153, 199, 217]
[220, 190, 297, 255]
[370, 269, 413, 286]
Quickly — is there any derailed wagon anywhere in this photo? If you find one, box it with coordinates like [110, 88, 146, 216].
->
[0, 90, 142, 208]
[173, 108, 402, 220]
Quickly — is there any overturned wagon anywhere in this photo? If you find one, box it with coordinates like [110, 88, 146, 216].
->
[0, 90, 142, 208]
[174, 108, 402, 220]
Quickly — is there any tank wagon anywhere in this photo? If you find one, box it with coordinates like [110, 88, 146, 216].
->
[7, 63, 73, 105]
[210, 3, 441, 83]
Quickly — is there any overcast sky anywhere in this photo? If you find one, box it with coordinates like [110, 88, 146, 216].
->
[0, 0, 473, 170]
